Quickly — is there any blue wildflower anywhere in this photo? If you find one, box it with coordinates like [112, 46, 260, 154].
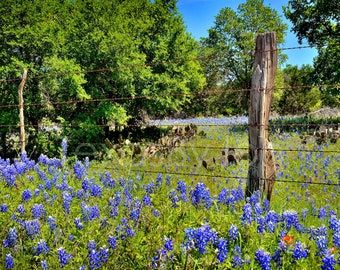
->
[3, 228, 18, 248]
[32, 204, 46, 219]
[292, 242, 309, 260]
[108, 236, 117, 249]
[23, 220, 40, 238]
[62, 191, 72, 215]
[169, 190, 179, 208]
[176, 180, 187, 202]
[90, 182, 102, 197]
[228, 224, 238, 241]
[48, 216, 57, 232]
[241, 203, 253, 226]
[190, 182, 212, 209]
[33, 239, 49, 255]
[41, 260, 48, 269]
[61, 138, 68, 156]
[22, 189, 32, 202]
[255, 248, 272, 270]
[321, 251, 336, 270]
[0, 203, 8, 212]
[316, 236, 328, 256]
[5, 254, 14, 269]
[282, 210, 299, 230]
[74, 160, 86, 180]
[142, 195, 152, 206]
[183, 224, 217, 254]
[16, 205, 25, 215]
[57, 247, 72, 267]
[318, 207, 327, 219]
[333, 233, 340, 248]
[216, 238, 228, 263]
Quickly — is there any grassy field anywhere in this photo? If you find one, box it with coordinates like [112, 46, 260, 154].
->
[0, 116, 339, 269]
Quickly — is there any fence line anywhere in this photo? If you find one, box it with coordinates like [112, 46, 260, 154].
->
[93, 166, 340, 187]
[1, 42, 340, 84]
[0, 83, 339, 109]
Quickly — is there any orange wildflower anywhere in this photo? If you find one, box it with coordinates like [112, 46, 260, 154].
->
[330, 247, 337, 254]
[281, 235, 294, 245]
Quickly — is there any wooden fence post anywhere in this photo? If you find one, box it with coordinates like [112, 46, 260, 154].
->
[246, 32, 277, 201]
[19, 70, 27, 154]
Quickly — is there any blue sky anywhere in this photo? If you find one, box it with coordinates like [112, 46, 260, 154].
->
[177, 0, 318, 67]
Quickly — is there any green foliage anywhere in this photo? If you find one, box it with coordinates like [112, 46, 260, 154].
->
[0, 0, 205, 158]
[284, 1, 340, 108]
[198, 0, 288, 115]
[280, 65, 322, 114]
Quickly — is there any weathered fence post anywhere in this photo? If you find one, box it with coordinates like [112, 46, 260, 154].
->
[18, 70, 27, 154]
[246, 32, 277, 201]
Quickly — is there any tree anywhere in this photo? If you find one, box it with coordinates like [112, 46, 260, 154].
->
[280, 65, 321, 115]
[284, 0, 339, 107]
[199, 0, 288, 115]
[0, 0, 205, 158]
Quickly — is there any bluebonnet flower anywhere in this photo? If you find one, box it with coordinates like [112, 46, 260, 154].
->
[282, 210, 299, 230]
[255, 248, 272, 270]
[62, 191, 72, 215]
[265, 210, 279, 233]
[257, 216, 266, 234]
[241, 203, 253, 226]
[321, 251, 336, 270]
[33, 239, 50, 255]
[292, 242, 309, 260]
[81, 203, 100, 221]
[182, 224, 217, 254]
[318, 207, 327, 219]
[263, 199, 270, 212]
[142, 195, 152, 206]
[271, 249, 282, 269]
[22, 189, 32, 202]
[176, 180, 187, 202]
[156, 173, 162, 187]
[61, 138, 68, 156]
[301, 208, 308, 220]
[99, 246, 109, 265]
[316, 236, 328, 256]
[2, 164, 17, 186]
[0, 203, 8, 212]
[153, 209, 160, 217]
[166, 175, 171, 186]
[151, 237, 174, 269]
[16, 205, 25, 215]
[41, 260, 48, 269]
[190, 182, 212, 209]
[108, 236, 117, 249]
[317, 225, 328, 237]
[3, 228, 18, 248]
[74, 217, 84, 230]
[144, 181, 155, 194]
[5, 254, 14, 269]
[329, 215, 340, 232]
[218, 188, 228, 204]
[74, 160, 86, 180]
[232, 245, 244, 268]
[228, 224, 238, 241]
[32, 204, 46, 219]
[216, 238, 228, 263]
[82, 178, 89, 192]
[254, 203, 263, 217]
[34, 188, 40, 196]
[23, 220, 40, 238]
[169, 190, 179, 208]
[333, 233, 340, 248]
[249, 190, 261, 205]
[48, 216, 57, 232]
[57, 247, 72, 267]
[90, 182, 102, 197]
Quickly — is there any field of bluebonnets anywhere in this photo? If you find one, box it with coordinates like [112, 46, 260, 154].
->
[1, 116, 339, 269]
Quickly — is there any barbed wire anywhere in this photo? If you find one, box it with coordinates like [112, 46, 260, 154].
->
[94, 166, 340, 187]
[0, 83, 339, 109]
[1, 42, 340, 84]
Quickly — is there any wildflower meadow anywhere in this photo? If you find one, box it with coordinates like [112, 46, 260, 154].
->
[0, 116, 339, 269]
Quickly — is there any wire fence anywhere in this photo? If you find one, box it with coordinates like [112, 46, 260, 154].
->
[0, 43, 339, 189]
